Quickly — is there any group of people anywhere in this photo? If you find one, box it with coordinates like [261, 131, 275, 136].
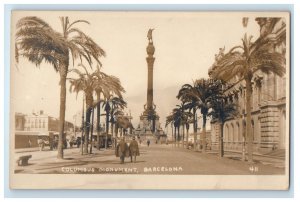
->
[115, 136, 140, 164]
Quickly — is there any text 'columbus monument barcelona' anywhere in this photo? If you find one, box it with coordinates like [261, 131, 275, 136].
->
[138, 29, 160, 136]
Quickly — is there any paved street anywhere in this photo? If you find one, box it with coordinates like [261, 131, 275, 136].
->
[14, 143, 285, 175]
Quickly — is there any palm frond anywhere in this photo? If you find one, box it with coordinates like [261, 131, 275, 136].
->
[67, 19, 90, 30]
[15, 18, 67, 71]
[16, 16, 52, 29]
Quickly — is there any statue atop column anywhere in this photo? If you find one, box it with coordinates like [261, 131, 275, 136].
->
[147, 28, 155, 43]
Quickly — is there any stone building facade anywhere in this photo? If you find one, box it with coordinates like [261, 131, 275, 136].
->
[15, 112, 26, 131]
[15, 110, 75, 148]
[22, 110, 74, 133]
[209, 17, 287, 154]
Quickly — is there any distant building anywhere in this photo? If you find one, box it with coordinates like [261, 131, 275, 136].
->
[22, 110, 74, 133]
[15, 112, 26, 131]
[15, 110, 74, 148]
[209, 18, 287, 154]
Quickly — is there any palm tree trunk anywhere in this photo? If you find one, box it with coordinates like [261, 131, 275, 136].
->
[202, 114, 207, 152]
[105, 105, 110, 149]
[57, 68, 67, 159]
[246, 78, 253, 163]
[84, 93, 93, 154]
[219, 122, 224, 157]
[114, 123, 118, 148]
[81, 95, 85, 155]
[177, 125, 180, 147]
[89, 108, 94, 154]
[96, 92, 101, 150]
[182, 123, 185, 148]
[110, 115, 114, 149]
[193, 108, 197, 151]
[186, 128, 189, 149]
[174, 125, 176, 147]
[171, 124, 174, 146]
[84, 107, 92, 154]
[115, 123, 118, 137]
[111, 110, 114, 139]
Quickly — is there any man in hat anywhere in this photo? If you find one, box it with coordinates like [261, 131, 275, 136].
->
[129, 136, 140, 163]
[116, 137, 128, 164]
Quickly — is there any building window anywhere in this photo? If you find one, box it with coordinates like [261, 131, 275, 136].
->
[236, 122, 240, 142]
[230, 123, 234, 142]
[35, 119, 38, 128]
[242, 120, 246, 142]
[43, 120, 45, 128]
[258, 86, 262, 105]
[39, 120, 41, 128]
[251, 120, 255, 141]
[225, 124, 229, 142]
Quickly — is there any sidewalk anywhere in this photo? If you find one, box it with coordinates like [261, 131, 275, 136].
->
[13, 143, 285, 175]
[169, 144, 286, 169]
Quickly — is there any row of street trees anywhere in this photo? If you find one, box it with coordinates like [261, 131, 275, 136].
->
[166, 18, 285, 162]
[210, 18, 285, 162]
[166, 78, 237, 157]
[15, 16, 128, 159]
[68, 64, 127, 153]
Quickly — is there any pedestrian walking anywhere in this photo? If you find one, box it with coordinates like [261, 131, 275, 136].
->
[129, 136, 140, 163]
[37, 138, 44, 151]
[115, 137, 129, 164]
[147, 139, 150, 147]
[28, 138, 31, 148]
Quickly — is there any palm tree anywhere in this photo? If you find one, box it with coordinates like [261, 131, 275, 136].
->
[116, 115, 133, 137]
[110, 97, 127, 138]
[181, 109, 193, 148]
[185, 118, 193, 149]
[208, 91, 238, 157]
[166, 113, 176, 145]
[112, 109, 125, 138]
[92, 66, 125, 149]
[211, 33, 285, 162]
[171, 103, 192, 147]
[92, 66, 109, 150]
[177, 83, 201, 150]
[103, 96, 126, 148]
[184, 78, 221, 152]
[15, 16, 105, 159]
[69, 64, 97, 154]
[166, 110, 180, 146]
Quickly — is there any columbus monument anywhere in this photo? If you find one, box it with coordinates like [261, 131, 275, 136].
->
[136, 29, 161, 137]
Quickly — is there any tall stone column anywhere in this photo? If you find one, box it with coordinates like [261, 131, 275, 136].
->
[146, 42, 155, 110]
[137, 29, 161, 137]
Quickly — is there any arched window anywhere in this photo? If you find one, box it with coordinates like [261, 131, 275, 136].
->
[42, 120, 45, 128]
[230, 123, 234, 142]
[39, 119, 41, 128]
[236, 122, 240, 142]
[35, 119, 38, 128]
[242, 120, 246, 142]
[251, 119, 255, 141]
[225, 124, 229, 142]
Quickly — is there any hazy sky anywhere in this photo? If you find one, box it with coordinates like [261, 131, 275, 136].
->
[11, 11, 263, 129]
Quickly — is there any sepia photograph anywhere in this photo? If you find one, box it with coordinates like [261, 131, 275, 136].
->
[10, 11, 290, 189]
